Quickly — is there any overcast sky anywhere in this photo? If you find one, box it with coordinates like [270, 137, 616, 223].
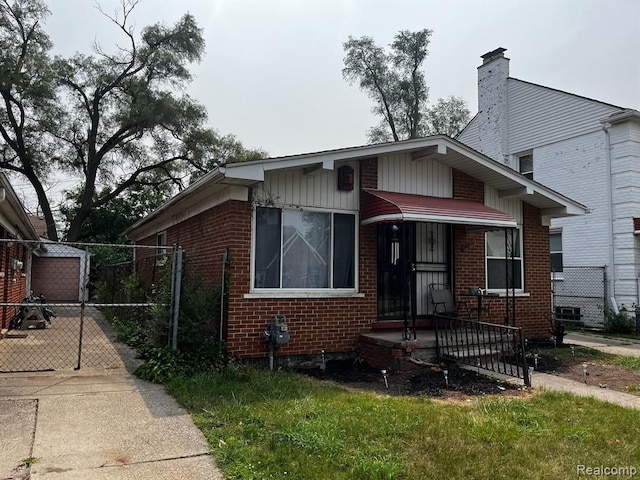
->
[11, 0, 640, 211]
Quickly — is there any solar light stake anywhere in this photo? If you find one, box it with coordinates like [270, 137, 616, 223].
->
[381, 370, 389, 389]
[571, 346, 575, 358]
[320, 350, 326, 372]
[528, 366, 534, 386]
[582, 363, 588, 384]
[534, 353, 539, 370]
[443, 369, 449, 388]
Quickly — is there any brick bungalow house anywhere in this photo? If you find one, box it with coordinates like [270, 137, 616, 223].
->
[125, 136, 586, 363]
[0, 172, 40, 330]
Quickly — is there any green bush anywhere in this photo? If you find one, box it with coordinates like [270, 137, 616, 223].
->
[603, 305, 635, 334]
[105, 270, 226, 382]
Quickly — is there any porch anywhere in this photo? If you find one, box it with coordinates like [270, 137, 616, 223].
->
[358, 316, 530, 386]
[358, 329, 437, 371]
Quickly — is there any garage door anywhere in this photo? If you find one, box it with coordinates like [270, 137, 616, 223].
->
[31, 257, 81, 302]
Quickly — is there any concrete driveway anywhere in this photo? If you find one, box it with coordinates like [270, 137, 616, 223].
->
[0, 369, 224, 479]
[0, 306, 224, 479]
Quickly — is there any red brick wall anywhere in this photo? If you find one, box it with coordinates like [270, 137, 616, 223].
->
[452, 169, 551, 339]
[1, 238, 29, 329]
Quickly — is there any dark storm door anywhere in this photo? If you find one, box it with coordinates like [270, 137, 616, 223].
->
[377, 222, 450, 321]
[377, 223, 415, 321]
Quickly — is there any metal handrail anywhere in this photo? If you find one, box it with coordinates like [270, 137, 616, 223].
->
[434, 314, 530, 387]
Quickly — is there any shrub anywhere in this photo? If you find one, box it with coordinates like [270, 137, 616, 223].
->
[603, 305, 635, 334]
[104, 269, 226, 382]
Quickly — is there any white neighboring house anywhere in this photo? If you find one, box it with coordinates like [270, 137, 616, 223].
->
[458, 47, 640, 327]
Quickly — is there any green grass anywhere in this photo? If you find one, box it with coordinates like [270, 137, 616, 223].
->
[600, 331, 640, 341]
[167, 365, 640, 480]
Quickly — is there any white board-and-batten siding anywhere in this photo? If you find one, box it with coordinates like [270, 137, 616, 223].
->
[260, 161, 358, 211]
[377, 153, 452, 197]
[484, 186, 523, 224]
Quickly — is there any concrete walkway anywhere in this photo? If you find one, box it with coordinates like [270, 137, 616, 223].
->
[526, 332, 640, 410]
[0, 369, 224, 479]
[564, 331, 640, 357]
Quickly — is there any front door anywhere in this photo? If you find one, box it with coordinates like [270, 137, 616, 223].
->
[377, 222, 450, 322]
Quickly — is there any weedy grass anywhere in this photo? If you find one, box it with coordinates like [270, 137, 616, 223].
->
[167, 364, 640, 480]
[539, 346, 640, 371]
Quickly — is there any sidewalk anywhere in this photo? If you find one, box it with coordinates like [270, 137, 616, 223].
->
[564, 331, 640, 357]
[0, 369, 224, 480]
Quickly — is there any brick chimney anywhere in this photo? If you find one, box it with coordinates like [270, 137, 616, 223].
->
[477, 48, 511, 166]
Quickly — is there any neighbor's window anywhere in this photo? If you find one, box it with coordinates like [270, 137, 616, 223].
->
[156, 231, 167, 264]
[550, 232, 563, 273]
[254, 207, 355, 289]
[486, 228, 523, 290]
[518, 153, 533, 180]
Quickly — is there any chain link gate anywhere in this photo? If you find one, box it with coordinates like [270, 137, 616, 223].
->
[0, 239, 180, 373]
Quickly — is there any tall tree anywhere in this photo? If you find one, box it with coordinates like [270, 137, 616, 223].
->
[187, 129, 267, 184]
[342, 29, 470, 143]
[0, 0, 58, 238]
[424, 96, 471, 137]
[0, 0, 241, 241]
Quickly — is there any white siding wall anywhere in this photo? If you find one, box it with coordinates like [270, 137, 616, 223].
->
[536, 131, 610, 268]
[378, 153, 452, 197]
[610, 120, 640, 306]
[260, 161, 359, 211]
[508, 80, 621, 156]
[457, 116, 480, 151]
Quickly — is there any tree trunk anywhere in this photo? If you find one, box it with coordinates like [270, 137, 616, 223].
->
[23, 165, 59, 242]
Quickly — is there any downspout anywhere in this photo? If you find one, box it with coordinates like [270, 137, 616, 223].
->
[602, 123, 616, 309]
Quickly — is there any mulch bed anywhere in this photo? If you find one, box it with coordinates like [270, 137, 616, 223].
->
[295, 358, 526, 399]
[294, 344, 640, 400]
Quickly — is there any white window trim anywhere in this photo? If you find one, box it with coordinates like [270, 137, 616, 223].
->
[156, 231, 168, 265]
[250, 204, 360, 295]
[516, 151, 533, 179]
[485, 226, 525, 294]
[549, 230, 563, 276]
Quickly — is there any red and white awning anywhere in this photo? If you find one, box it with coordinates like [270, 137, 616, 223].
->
[361, 189, 517, 228]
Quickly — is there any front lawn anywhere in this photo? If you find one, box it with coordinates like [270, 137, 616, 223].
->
[167, 365, 640, 479]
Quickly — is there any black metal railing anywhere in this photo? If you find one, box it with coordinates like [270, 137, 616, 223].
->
[434, 315, 530, 387]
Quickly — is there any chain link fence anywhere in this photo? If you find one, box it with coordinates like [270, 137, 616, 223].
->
[0, 239, 177, 372]
[552, 266, 606, 329]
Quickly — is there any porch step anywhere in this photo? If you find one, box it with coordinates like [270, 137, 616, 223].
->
[358, 330, 437, 370]
[441, 346, 502, 361]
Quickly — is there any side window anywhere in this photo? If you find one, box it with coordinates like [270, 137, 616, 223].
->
[156, 231, 167, 265]
[486, 228, 523, 290]
[518, 152, 533, 180]
[550, 232, 563, 273]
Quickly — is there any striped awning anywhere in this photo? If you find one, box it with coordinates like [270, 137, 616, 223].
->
[361, 189, 517, 228]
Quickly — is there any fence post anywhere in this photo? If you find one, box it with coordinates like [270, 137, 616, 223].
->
[171, 247, 183, 350]
[75, 246, 91, 370]
[519, 329, 531, 387]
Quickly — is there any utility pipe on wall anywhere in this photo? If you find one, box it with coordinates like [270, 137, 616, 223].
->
[602, 123, 616, 308]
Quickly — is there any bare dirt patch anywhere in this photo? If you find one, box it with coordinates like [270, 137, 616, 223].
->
[530, 346, 640, 395]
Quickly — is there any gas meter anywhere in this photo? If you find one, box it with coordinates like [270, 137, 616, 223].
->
[263, 315, 289, 346]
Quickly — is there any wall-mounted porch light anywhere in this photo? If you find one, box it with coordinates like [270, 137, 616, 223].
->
[337, 165, 354, 191]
